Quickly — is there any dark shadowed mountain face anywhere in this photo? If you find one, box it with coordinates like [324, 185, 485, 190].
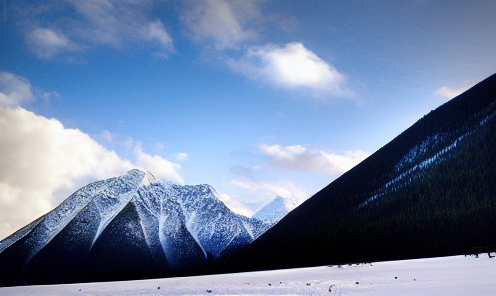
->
[0, 170, 270, 287]
[221, 73, 496, 273]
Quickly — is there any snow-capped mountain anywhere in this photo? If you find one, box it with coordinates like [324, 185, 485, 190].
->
[253, 195, 304, 223]
[0, 169, 270, 286]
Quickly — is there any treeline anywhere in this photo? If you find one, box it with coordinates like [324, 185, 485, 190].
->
[218, 73, 496, 273]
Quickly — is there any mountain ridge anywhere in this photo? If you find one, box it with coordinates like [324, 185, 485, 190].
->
[1, 73, 495, 286]
[220, 73, 496, 273]
[0, 169, 270, 286]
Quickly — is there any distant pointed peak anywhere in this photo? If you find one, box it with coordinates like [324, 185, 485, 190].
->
[272, 195, 305, 211]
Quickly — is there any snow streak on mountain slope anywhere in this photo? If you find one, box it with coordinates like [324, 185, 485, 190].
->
[172, 184, 269, 259]
[357, 101, 496, 210]
[253, 195, 304, 223]
[0, 169, 271, 286]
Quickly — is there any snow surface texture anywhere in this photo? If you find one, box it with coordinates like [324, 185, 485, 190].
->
[2, 254, 494, 295]
[252, 195, 302, 223]
[0, 169, 271, 278]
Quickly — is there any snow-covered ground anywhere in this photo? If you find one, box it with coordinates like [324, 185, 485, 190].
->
[1, 253, 494, 295]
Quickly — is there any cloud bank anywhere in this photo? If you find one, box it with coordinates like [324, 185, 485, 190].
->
[0, 107, 184, 240]
[0, 107, 129, 239]
[0, 72, 184, 240]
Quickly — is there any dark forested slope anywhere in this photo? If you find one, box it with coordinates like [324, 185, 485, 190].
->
[222, 73, 496, 272]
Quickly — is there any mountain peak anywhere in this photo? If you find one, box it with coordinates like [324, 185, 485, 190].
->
[0, 170, 273, 286]
[137, 169, 161, 186]
[253, 195, 305, 223]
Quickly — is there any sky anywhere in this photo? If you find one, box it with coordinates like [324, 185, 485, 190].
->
[0, 0, 495, 240]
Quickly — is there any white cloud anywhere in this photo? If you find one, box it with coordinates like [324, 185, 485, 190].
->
[230, 179, 308, 204]
[174, 153, 188, 161]
[259, 144, 369, 175]
[144, 19, 175, 52]
[26, 28, 79, 59]
[29, 28, 68, 47]
[180, 0, 261, 49]
[229, 42, 353, 97]
[0, 107, 133, 239]
[226, 162, 311, 217]
[135, 144, 184, 185]
[217, 192, 253, 217]
[435, 83, 474, 99]
[21, 1, 175, 59]
[0, 72, 185, 239]
[0, 107, 185, 239]
[67, 0, 124, 46]
[67, 0, 174, 50]
[227, 143, 364, 216]
[0, 72, 34, 107]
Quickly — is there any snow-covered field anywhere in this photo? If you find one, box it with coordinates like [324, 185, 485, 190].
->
[1, 253, 494, 295]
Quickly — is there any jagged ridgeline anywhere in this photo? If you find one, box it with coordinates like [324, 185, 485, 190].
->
[221, 73, 496, 273]
[0, 170, 270, 286]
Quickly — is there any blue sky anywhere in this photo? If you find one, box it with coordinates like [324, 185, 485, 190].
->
[0, 0, 495, 239]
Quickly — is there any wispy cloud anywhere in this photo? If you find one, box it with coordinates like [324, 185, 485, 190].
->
[435, 83, 474, 100]
[42, 91, 61, 105]
[216, 192, 253, 217]
[26, 28, 81, 59]
[259, 144, 369, 175]
[228, 42, 353, 97]
[230, 179, 308, 202]
[174, 153, 189, 161]
[225, 142, 368, 215]
[21, 1, 175, 59]
[0, 72, 34, 107]
[97, 130, 134, 149]
[228, 163, 308, 214]
[180, 0, 262, 50]
[144, 19, 175, 52]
